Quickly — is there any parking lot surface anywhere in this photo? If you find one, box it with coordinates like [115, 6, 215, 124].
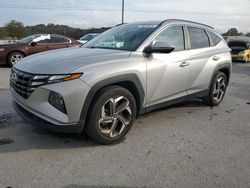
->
[0, 63, 250, 188]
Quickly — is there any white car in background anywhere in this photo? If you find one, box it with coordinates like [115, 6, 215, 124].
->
[78, 33, 100, 44]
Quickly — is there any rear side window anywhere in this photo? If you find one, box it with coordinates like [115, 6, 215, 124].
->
[207, 31, 222, 46]
[51, 37, 70, 44]
[188, 27, 210, 49]
[154, 26, 185, 51]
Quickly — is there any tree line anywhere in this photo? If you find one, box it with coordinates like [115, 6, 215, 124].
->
[0, 20, 249, 40]
[0, 20, 110, 40]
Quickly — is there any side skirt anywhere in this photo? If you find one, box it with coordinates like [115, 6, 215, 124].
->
[143, 90, 208, 114]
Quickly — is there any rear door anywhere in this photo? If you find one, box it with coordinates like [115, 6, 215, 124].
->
[186, 26, 215, 94]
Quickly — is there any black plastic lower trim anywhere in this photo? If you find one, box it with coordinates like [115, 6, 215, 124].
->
[13, 101, 82, 133]
[145, 90, 208, 113]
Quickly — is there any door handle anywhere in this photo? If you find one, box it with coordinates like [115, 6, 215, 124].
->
[212, 56, 220, 61]
[179, 61, 189, 67]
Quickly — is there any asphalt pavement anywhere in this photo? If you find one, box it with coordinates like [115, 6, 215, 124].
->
[0, 63, 249, 188]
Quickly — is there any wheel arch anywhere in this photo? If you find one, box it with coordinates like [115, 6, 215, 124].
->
[78, 74, 145, 132]
[210, 62, 231, 88]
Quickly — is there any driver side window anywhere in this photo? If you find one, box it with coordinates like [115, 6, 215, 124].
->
[154, 26, 185, 51]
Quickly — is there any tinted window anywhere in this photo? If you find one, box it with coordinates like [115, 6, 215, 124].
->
[37, 39, 51, 44]
[154, 26, 185, 51]
[207, 31, 221, 46]
[188, 27, 210, 49]
[51, 37, 70, 44]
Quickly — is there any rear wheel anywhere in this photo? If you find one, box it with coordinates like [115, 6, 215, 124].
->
[7, 52, 24, 67]
[85, 86, 137, 145]
[203, 71, 228, 106]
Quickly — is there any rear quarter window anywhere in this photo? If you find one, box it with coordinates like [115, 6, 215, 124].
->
[207, 31, 222, 46]
[188, 27, 210, 49]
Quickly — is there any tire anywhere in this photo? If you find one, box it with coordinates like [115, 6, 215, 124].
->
[203, 71, 228, 106]
[85, 86, 137, 145]
[7, 52, 24, 67]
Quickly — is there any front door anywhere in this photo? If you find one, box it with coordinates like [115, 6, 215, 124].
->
[146, 26, 190, 107]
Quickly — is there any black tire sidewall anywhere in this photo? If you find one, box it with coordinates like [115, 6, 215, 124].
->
[85, 86, 137, 144]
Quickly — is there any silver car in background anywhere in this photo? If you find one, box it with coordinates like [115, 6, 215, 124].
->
[10, 19, 232, 144]
[78, 33, 100, 44]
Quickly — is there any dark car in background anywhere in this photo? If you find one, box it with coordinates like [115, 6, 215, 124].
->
[0, 34, 81, 66]
[228, 40, 250, 63]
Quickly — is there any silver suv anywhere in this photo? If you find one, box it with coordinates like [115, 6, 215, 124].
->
[10, 19, 232, 144]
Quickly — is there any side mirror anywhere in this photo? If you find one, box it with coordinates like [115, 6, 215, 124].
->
[30, 41, 37, 46]
[143, 42, 175, 54]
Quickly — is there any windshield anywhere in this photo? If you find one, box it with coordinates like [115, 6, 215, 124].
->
[84, 23, 158, 51]
[18, 34, 41, 44]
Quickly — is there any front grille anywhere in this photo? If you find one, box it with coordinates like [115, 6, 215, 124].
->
[231, 50, 240, 55]
[10, 68, 37, 99]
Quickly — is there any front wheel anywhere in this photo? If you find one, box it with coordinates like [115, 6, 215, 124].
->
[203, 71, 228, 106]
[85, 86, 137, 145]
[7, 52, 24, 67]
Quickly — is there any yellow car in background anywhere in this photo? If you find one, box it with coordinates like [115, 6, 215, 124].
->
[228, 40, 250, 63]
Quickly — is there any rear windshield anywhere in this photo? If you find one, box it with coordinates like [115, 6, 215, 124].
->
[228, 41, 247, 48]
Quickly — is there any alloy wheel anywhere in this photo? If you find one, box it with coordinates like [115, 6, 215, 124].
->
[213, 76, 226, 103]
[10, 53, 23, 65]
[98, 96, 132, 138]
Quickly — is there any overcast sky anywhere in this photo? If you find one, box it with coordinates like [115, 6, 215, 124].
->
[0, 0, 249, 33]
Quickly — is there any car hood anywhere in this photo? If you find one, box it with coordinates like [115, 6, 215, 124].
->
[14, 47, 131, 74]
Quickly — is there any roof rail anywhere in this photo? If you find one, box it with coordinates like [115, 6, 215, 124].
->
[160, 19, 213, 29]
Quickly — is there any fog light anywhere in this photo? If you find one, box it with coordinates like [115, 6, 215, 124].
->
[48, 91, 67, 114]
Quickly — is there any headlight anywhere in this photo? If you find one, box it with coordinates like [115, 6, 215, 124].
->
[0, 48, 5, 52]
[31, 73, 83, 86]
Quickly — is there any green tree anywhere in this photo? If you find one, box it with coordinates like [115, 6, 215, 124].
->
[0, 27, 8, 39]
[4, 20, 29, 39]
[223, 28, 239, 36]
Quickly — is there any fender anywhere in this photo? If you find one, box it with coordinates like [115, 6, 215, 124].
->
[78, 74, 145, 132]
[209, 61, 232, 88]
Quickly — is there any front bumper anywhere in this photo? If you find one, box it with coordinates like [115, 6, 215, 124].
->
[11, 78, 91, 132]
[13, 101, 83, 133]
